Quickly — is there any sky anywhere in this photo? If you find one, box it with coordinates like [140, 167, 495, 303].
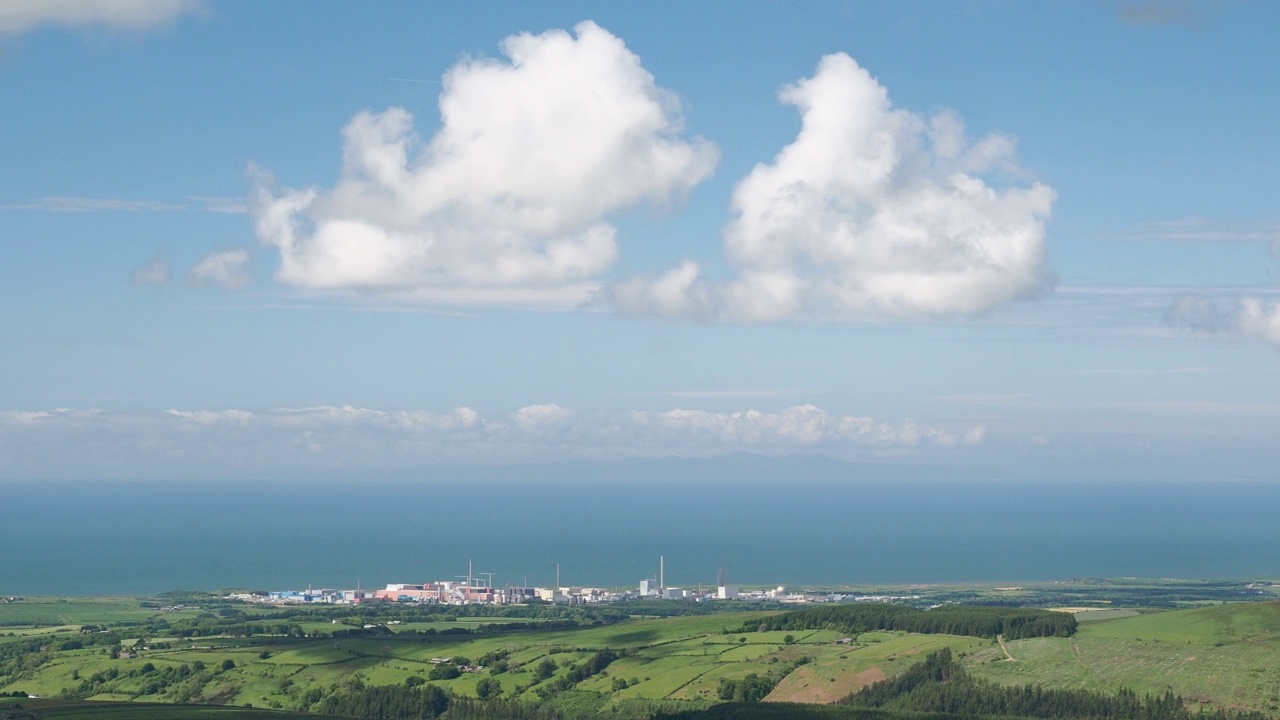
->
[2, 0, 1279, 481]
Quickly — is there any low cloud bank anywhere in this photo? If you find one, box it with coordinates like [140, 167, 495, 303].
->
[0, 404, 983, 478]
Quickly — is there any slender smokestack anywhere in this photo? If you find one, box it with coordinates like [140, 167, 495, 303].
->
[660, 556, 664, 591]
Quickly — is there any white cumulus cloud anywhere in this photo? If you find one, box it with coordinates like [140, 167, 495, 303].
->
[512, 403, 575, 431]
[1235, 298, 1280, 346]
[188, 249, 250, 291]
[612, 53, 1056, 322]
[1166, 293, 1280, 349]
[0, 0, 201, 35]
[251, 21, 717, 307]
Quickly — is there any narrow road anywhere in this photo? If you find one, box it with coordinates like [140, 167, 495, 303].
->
[997, 634, 1017, 661]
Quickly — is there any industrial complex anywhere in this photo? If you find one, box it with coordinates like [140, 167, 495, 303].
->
[241, 556, 821, 607]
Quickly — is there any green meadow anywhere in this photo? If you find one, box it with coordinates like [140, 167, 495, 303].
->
[967, 601, 1280, 713]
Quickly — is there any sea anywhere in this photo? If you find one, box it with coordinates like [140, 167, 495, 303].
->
[3, 456, 1279, 596]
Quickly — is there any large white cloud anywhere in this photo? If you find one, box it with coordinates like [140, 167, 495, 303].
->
[252, 21, 717, 306]
[0, 0, 201, 34]
[612, 53, 1056, 322]
[0, 403, 980, 477]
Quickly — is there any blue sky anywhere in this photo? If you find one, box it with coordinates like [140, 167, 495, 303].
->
[2, 0, 1279, 480]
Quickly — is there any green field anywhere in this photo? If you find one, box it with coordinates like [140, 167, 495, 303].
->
[967, 601, 1280, 713]
[0, 599, 172, 628]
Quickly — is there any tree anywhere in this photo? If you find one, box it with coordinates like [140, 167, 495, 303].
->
[475, 676, 500, 699]
[221, 659, 235, 671]
[533, 658, 557, 681]
[429, 664, 461, 681]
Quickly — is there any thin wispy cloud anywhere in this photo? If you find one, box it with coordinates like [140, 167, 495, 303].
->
[2, 197, 184, 212]
[932, 394, 1035, 406]
[625, 389, 805, 399]
[0, 0, 203, 35]
[384, 77, 441, 85]
[187, 196, 248, 214]
[1073, 366, 1221, 376]
[1101, 400, 1280, 416]
[1113, 218, 1280, 244]
[2, 195, 247, 214]
[1118, 1, 1200, 28]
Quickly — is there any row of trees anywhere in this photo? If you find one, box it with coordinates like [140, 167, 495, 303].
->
[717, 673, 781, 703]
[131, 608, 596, 641]
[316, 682, 565, 720]
[716, 655, 809, 704]
[531, 648, 621, 699]
[746, 604, 1076, 640]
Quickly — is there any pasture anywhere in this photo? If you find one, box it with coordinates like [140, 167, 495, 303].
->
[0, 599, 168, 627]
[967, 601, 1280, 713]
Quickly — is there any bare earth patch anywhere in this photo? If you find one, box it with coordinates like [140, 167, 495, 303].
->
[766, 665, 887, 704]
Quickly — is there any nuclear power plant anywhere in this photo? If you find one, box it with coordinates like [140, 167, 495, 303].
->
[253, 554, 836, 606]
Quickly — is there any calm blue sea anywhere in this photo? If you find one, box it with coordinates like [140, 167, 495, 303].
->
[3, 458, 1278, 595]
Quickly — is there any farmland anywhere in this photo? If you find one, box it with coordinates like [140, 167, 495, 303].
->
[0, 600, 988, 716]
[3, 590, 1280, 718]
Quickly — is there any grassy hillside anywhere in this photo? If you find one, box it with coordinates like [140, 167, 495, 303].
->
[0, 606, 987, 716]
[6, 597, 1280, 717]
[966, 601, 1280, 713]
